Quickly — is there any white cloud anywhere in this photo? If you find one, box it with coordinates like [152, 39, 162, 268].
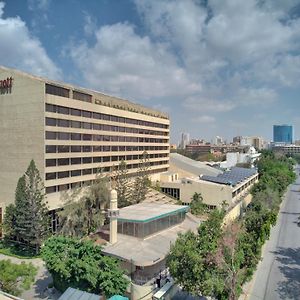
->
[192, 115, 216, 123]
[66, 0, 300, 139]
[0, 1, 61, 79]
[69, 23, 200, 100]
[83, 12, 97, 36]
[28, 0, 50, 11]
[183, 96, 235, 113]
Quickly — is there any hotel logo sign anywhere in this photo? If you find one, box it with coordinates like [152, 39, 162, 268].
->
[0, 77, 13, 94]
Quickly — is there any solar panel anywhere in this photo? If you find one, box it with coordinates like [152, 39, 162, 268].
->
[201, 167, 257, 186]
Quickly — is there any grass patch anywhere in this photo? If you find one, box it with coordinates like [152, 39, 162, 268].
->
[0, 240, 40, 259]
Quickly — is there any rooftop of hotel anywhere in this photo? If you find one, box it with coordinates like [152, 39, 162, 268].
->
[0, 65, 168, 119]
[117, 202, 189, 223]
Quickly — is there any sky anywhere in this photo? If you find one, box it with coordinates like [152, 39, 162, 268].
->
[1, 0, 300, 144]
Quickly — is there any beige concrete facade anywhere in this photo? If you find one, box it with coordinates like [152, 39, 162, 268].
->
[160, 173, 258, 208]
[0, 66, 170, 217]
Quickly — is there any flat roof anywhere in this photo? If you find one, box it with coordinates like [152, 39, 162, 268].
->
[117, 203, 189, 223]
[58, 287, 101, 300]
[103, 213, 201, 266]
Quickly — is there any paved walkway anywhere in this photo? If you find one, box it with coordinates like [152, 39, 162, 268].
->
[0, 254, 61, 300]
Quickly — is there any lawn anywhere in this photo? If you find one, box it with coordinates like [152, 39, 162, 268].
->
[0, 239, 40, 259]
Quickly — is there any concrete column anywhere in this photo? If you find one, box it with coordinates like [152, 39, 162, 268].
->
[109, 189, 119, 244]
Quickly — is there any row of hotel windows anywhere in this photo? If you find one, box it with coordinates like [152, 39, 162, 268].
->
[46, 160, 168, 181]
[45, 145, 169, 153]
[45, 167, 168, 194]
[45, 104, 169, 129]
[46, 84, 92, 102]
[45, 131, 168, 143]
[45, 117, 168, 136]
[46, 153, 169, 167]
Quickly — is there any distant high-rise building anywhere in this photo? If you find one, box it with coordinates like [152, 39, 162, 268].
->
[180, 132, 190, 149]
[215, 136, 223, 145]
[273, 125, 293, 144]
[236, 136, 263, 150]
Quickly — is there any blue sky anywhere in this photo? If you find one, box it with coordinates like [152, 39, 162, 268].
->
[1, 0, 300, 144]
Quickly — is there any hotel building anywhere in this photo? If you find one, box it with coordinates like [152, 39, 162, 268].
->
[0, 66, 170, 221]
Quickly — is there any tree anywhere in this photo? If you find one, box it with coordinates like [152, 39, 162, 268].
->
[167, 209, 226, 297]
[215, 223, 245, 300]
[190, 192, 205, 215]
[112, 160, 131, 208]
[41, 236, 129, 297]
[131, 151, 150, 203]
[0, 259, 37, 296]
[58, 173, 109, 237]
[2, 204, 16, 238]
[22, 160, 50, 253]
[4, 160, 49, 253]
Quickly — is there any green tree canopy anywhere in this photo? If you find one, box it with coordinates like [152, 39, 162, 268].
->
[0, 259, 37, 296]
[41, 236, 129, 297]
[3, 160, 50, 253]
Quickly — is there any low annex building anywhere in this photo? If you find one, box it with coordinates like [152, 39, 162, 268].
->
[161, 157, 259, 209]
[103, 198, 200, 300]
[0, 66, 170, 227]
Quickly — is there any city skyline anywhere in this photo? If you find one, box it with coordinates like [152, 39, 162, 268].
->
[1, 1, 300, 142]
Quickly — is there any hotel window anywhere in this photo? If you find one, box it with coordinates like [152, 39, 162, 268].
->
[46, 131, 56, 140]
[71, 158, 81, 165]
[57, 119, 69, 128]
[46, 172, 56, 180]
[46, 186, 56, 193]
[71, 146, 81, 152]
[58, 132, 70, 140]
[83, 169, 92, 175]
[93, 112, 101, 120]
[82, 122, 92, 129]
[93, 124, 101, 130]
[70, 108, 81, 116]
[102, 114, 110, 121]
[82, 110, 92, 118]
[82, 157, 92, 164]
[83, 146, 92, 152]
[83, 134, 92, 141]
[45, 104, 56, 113]
[73, 91, 92, 103]
[46, 84, 70, 98]
[59, 184, 69, 191]
[46, 159, 56, 167]
[57, 145, 70, 153]
[46, 145, 56, 153]
[46, 117, 56, 126]
[58, 158, 69, 166]
[71, 133, 81, 140]
[57, 106, 69, 115]
[93, 157, 102, 163]
[58, 171, 69, 179]
[93, 146, 102, 152]
[71, 170, 81, 177]
[71, 120, 81, 128]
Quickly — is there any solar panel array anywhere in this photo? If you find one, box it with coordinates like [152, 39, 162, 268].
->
[201, 167, 257, 186]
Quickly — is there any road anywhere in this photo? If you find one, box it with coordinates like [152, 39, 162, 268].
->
[248, 166, 300, 300]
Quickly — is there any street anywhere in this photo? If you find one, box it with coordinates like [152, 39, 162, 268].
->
[248, 166, 300, 300]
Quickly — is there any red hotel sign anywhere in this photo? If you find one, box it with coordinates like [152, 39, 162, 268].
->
[0, 77, 13, 94]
